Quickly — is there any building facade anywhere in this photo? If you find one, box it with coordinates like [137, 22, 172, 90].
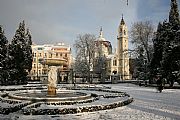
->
[94, 27, 112, 57]
[115, 16, 130, 80]
[29, 43, 73, 82]
[95, 16, 130, 80]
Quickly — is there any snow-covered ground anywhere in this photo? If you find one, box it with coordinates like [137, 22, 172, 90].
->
[0, 83, 180, 120]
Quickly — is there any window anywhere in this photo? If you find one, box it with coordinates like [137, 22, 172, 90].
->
[60, 53, 62, 56]
[34, 64, 36, 68]
[65, 53, 67, 57]
[34, 53, 36, 57]
[56, 53, 58, 57]
[113, 71, 117, 74]
[44, 53, 47, 57]
[120, 28, 122, 32]
[33, 70, 36, 74]
[39, 70, 41, 74]
[49, 54, 52, 58]
[42, 70, 46, 75]
[39, 53, 41, 57]
[38, 64, 41, 68]
[38, 47, 43, 50]
[113, 60, 117, 66]
[124, 30, 126, 35]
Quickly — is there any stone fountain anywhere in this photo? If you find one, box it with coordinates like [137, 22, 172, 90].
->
[4, 58, 133, 115]
[39, 58, 67, 96]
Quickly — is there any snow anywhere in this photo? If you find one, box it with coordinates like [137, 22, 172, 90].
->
[0, 83, 180, 120]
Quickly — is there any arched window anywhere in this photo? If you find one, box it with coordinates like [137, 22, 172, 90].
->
[56, 53, 58, 57]
[124, 30, 126, 35]
[113, 59, 117, 66]
[39, 70, 41, 75]
[120, 28, 122, 32]
[49, 54, 52, 58]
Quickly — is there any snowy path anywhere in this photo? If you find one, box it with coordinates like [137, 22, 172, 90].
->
[1, 83, 180, 120]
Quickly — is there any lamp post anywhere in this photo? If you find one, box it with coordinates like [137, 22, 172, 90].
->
[101, 67, 105, 83]
[36, 51, 39, 80]
[123, 52, 125, 80]
[70, 68, 75, 85]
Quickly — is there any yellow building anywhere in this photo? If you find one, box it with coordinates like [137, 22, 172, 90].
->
[29, 43, 73, 82]
[95, 27, 112, 57]
[116, 16, 130, 80]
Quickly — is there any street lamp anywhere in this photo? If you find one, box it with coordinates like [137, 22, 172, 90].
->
[36, 52, 39, 80]
[101, 67, 105, 83]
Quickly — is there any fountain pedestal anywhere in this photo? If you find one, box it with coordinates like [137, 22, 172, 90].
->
[47, 86, 56, 96]
[47, 66, 58, 96]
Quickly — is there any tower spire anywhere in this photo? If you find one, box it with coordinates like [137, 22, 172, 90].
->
[99, 26, 103, 38]
[169, 0, 180, 24]
[120, 14, 125, 25]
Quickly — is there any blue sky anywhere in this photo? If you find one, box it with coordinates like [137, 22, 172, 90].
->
[0, 0, 179, 54]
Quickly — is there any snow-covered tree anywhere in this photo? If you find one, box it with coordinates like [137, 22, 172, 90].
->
[161, 0, 180, 86]
[130, 21, 154, 63]
[151, 0, 180, 86]
[8, 21, 32, 84]
[133, 47, 147, 80]
[169, 0, 180, 25]
[150, 21, 168, 82]
[0, 25, 8, 84]
[24, 28, 33, 72]
[74, 34, 96, 83]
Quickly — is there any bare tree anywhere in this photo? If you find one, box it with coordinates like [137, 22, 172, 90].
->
[74, 34, 96, 83]
[130, 21, 154, 63]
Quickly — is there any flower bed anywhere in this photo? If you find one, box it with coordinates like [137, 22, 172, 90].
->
[0, 84, 134, 115]
[21, 97, 133, 115]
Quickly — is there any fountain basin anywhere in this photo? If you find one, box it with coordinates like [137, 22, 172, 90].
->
[39, 58, 67, 66]
[8, 90, 92, 102]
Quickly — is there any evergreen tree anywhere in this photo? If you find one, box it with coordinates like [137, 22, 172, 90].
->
[8, 21, 31, 84]
[161, 0, 180, 86]
[24, 28, 33, 72]
[151, 23, 163, 69]
[169, 0, 180, 25]
[150, 21, 168, 81]
[134, 47, 146, 80]
[0, 25, 8, 85]
[151, 0, 180, 86]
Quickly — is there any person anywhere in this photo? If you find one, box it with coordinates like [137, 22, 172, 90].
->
[145, 80, 148, 87]
[156, 76, 163, 93]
